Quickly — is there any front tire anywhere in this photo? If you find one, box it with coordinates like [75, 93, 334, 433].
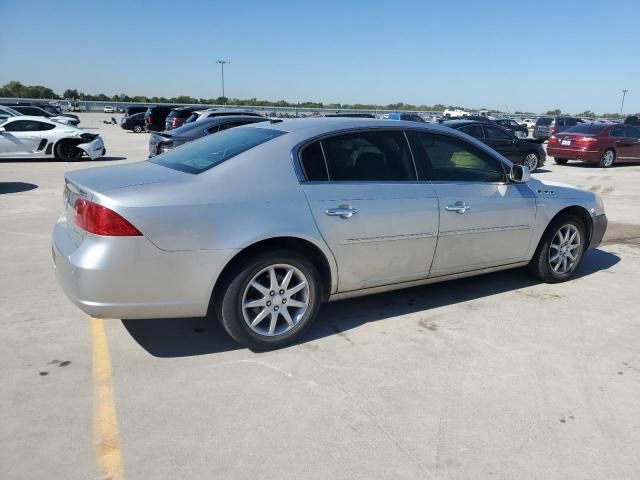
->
[599, 149, 615, 168]
[217, 250, 322, 350]
[554, 158, 568, 165]
[528, 215, 586, 283]
[54, 140, 83, 161]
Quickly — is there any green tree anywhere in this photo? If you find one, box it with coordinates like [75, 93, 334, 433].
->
[545, 109, 562, 116]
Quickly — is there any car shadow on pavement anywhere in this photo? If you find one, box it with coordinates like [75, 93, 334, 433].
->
[122, 248, 620, 357]
[0, 182, 38, 194]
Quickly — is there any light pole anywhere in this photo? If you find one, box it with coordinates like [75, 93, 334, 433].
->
[620, 89, 629, 114]
[216, 60, 230, 104]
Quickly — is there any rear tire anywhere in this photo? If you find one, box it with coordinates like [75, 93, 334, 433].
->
[554, 158, 568, 165]
[528, 215, 586, 283]
[599, 149, 615, 168]
[133, 125, 143, 133]
[54, 140, 83, 161]
[522, 152, 539, 171]
[216, 250, 322, 350]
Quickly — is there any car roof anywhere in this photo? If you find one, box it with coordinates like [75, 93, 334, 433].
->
[0, 115, 58, 124]
[440, 119, 478, 127]
[251, 117, 459, 136]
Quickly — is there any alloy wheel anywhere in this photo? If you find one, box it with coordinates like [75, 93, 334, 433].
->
[602, 150, 614, 167]
[523, 153, 538, 171]
[241, 264, 310, 337]
[548, 224, 581, 274]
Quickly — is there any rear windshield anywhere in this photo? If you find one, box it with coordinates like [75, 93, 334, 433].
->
[564, 123, 607, 135]
[167, 109, 195, 119]
[535, 117, 553, 126]
[150, 127, 286, 174]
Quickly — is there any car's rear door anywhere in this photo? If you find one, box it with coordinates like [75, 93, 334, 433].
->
[407, 131, 537, 277]
[300, 129, 439, 292]
[609, 125, 636, 162]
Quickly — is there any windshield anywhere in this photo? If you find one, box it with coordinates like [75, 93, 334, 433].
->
[564, 123, 607, 135]
[536, 117, 553, 126]
[149, 126, 286, 174]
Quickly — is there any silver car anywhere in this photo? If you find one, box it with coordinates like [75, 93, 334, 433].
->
[52, 118, 607, 350]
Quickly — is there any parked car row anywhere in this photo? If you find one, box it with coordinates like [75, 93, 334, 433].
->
[0, 102, 80, 126]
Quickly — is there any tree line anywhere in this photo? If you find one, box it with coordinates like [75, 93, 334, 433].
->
[0, 81, 630, 118]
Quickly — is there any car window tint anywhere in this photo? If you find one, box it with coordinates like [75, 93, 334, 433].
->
[609, 126, 626, 138]
[300, 141, 328, 181]
[3, 120, 47, 132]
[411, 132, 505, 183]
[460, 125, 484, 138]
[626, 126, 640, 139]
[485, 126, 512, 140]
[204, 125, 220, 134]
[321, 131, 415, 181]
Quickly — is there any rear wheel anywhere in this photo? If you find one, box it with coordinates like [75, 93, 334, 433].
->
[554, 158, 568, 165]
[528, 215, 586, 283]
[522, 152, 539, 171]
[599, 149, 615, 168]
[217, 250, 322, 350]
[54, 140, 83, 161]
[133, 125, 143, 133]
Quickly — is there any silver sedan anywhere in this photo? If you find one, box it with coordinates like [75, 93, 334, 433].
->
[52, 118, 607, 350]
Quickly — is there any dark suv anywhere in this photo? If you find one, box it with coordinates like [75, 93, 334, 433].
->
[165, 107, 202, 130]
[624, 115, 640, 127]
[144, 105, 177, 132]
[123, 105, 150, 117]
[534, 116, 585, 141]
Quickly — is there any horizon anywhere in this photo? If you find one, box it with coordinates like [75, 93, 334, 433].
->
[1, 0, 638, 115]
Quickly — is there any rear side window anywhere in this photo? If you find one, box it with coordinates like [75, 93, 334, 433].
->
[609, 126, 626, 138]
[409, 132, 505, 183]
[150, 127, 286, 174]
[300, 142, 328, 181]
[321, 131, 416, 181]
[485, 126, 512, 140]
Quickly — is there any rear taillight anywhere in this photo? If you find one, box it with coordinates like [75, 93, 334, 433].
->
[171, 118, 179, 126]
[146, 117, 152, 124]
[74, 198, 142, 236]
[551, 127, 556, 134]
[548, 135, 556, 142]
[576, 136, 598, 146]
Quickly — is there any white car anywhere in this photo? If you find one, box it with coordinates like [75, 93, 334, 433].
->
[0, 116, 105, 161]
[443, 108, 470, 118]
[103, 106, 114, 113]
[521, 118, 535, 129]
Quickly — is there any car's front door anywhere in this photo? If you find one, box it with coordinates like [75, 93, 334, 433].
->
[300, 130, 439, 292]
[625, 126, 640, 159]
[407, 131, 537, 277]
[0, 119, 46, 157]
[483, 125, 520, 162]
[609, 125, 636, 162]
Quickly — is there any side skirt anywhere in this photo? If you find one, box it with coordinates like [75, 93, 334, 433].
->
[328, 261, 530, 302]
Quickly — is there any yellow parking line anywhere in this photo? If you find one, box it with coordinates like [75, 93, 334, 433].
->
[91, 317, 124, 480]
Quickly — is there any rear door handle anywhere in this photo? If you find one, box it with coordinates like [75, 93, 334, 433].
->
[445, 202, 471, 214]
[325, 205, 358, 219]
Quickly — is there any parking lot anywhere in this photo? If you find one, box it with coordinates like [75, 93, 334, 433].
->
[2, 113, 640, 479]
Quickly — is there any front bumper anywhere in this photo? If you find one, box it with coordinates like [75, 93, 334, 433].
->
[51, 215, 237, 319]
[77, 136, 105, 160]
[589, 213, 607, 250]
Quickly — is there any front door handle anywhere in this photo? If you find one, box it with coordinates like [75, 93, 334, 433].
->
[445, 201, 471, 214]
[325, 204, 358, 219]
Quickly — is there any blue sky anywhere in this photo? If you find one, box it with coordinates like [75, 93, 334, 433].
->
[1, 0, 638, 114]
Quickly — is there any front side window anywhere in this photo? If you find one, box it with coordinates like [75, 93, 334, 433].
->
[625, 126, 640, 139]
[3, 120, 50, 132]
[460, 125, 484, 138]
[410, 132, 506, 183]
[485, 126, 513, 140]
[321, 131, 416, 181]
[150, 127, 286, 174]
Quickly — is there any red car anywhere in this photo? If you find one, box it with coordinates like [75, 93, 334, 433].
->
[547, 123, 640, 168]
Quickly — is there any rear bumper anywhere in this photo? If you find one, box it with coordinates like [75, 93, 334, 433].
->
[547, 145, 601, 162]
[589, 214, 607, 250]
[51, 215, 238, 319]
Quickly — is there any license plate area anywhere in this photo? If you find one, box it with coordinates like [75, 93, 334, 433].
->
[561, 139, 571, 146]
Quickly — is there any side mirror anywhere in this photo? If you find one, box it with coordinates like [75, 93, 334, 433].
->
[510, 164, 530, 183]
